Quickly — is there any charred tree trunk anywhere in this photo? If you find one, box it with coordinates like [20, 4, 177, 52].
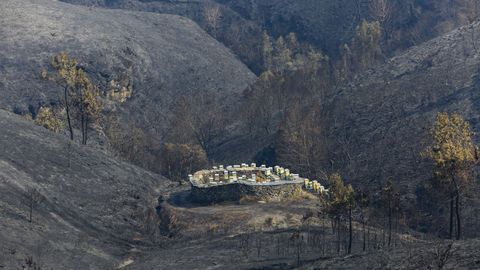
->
[451, 170, 462, 240]
[348, 205, 352, 254]
[29, 194, 33, 223]
[84, 117, 88, 145]
[388, 199, 392, 247]
[336, 217, 341, 254]
[367, 225, 370, 251]
[80, 113, 85, 145]
[449, 194, 454, 239]
[456, 194, 461, 240]
[363, 216, 366, 252]
[64, 85, 74, 141]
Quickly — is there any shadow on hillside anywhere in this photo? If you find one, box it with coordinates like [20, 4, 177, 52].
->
[167, 189, 240, 209]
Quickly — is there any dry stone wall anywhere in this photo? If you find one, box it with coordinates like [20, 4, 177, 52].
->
[190, 181, 303, 203]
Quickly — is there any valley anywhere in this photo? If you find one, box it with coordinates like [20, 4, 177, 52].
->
[1, 0, 480, 269]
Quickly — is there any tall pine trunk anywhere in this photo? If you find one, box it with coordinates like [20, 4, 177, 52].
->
[348, 205, 352, 254]
[84, 117, 88, 145]
[449, 194, 454, 239]
[64, 85, 73, 140]
[456, 194, 461, 240]
[29, 195, 33, 223]
[388, 199, 392, 247]
[336, 217, 341, 254]
[81, 113, 85, 145]
[451, 171, 462, 240]
[362, 216, 366, 252]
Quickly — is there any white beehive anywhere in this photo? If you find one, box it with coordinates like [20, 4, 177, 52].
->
[231, 171, 238, 181]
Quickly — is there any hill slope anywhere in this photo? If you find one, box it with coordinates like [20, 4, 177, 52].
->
[0, 0, 256, 141]
[0, 110, 171, 269]
[300, 239, 480, 270]
[326, 22, 480, 233]
[219, 0, 476, 56]
[329, 22, 480, 185]
[63, 0, 480, 59]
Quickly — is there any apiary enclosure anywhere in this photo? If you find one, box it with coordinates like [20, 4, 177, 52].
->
[189, 163, 326, 203]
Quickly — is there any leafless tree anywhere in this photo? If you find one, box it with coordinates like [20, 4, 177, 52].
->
[242, 83, 276, 137]
[204, 3, 222, 38]
[0, 246, 7, 269]
[159, 143, 208, 182]
[169, 93, 226, 159]
[369, 0, 392, 26]
[255, 236, 262, 258]
[369, 0, 393, 44]
[432, 242, 453, 270]
[466, 0, 480, 23]
[276, 103, 327, 179]
[239, 233, 251, 258]
[290, 230, 302, 266]
[466, 0, 480, 52]
[23, 187, 44, 223]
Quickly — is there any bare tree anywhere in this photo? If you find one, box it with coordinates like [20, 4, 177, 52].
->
[255, 236, 262, 258]
[23, 187, 44, 223]
[242, 81, 276, 137]
[290, 230, 302, 266]
[169, 93, 226, 159]
[466, 0, 480, 52]
[432, 242, 453, 270]
[239, 233, 251, 259]
[369, 0, 392, 46]
[466, 0, 480, 24]
[369, 0, 392, 26]
[159, 143, 208, 182]
[204, 3, 221, 38]
[276, 103, 327, 179]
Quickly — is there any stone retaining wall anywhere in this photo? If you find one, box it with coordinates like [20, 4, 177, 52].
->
[190, 182, 303, 203]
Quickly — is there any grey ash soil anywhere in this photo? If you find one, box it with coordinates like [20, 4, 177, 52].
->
[2, 0, 480, 269]
[62, 0, 474, 60]
[299, 239, 480, 270]
[0, 109, 323, 269]
[326, 21, 480, 213]
[0, 0, 256, 141]
[0, 109, 479, 270]
[0, 110, 328, 268]
[0, 110, 171, 269]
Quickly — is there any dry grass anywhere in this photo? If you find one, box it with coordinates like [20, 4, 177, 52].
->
[239, 195, 261, 204]
[285, 186, 319, 202]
